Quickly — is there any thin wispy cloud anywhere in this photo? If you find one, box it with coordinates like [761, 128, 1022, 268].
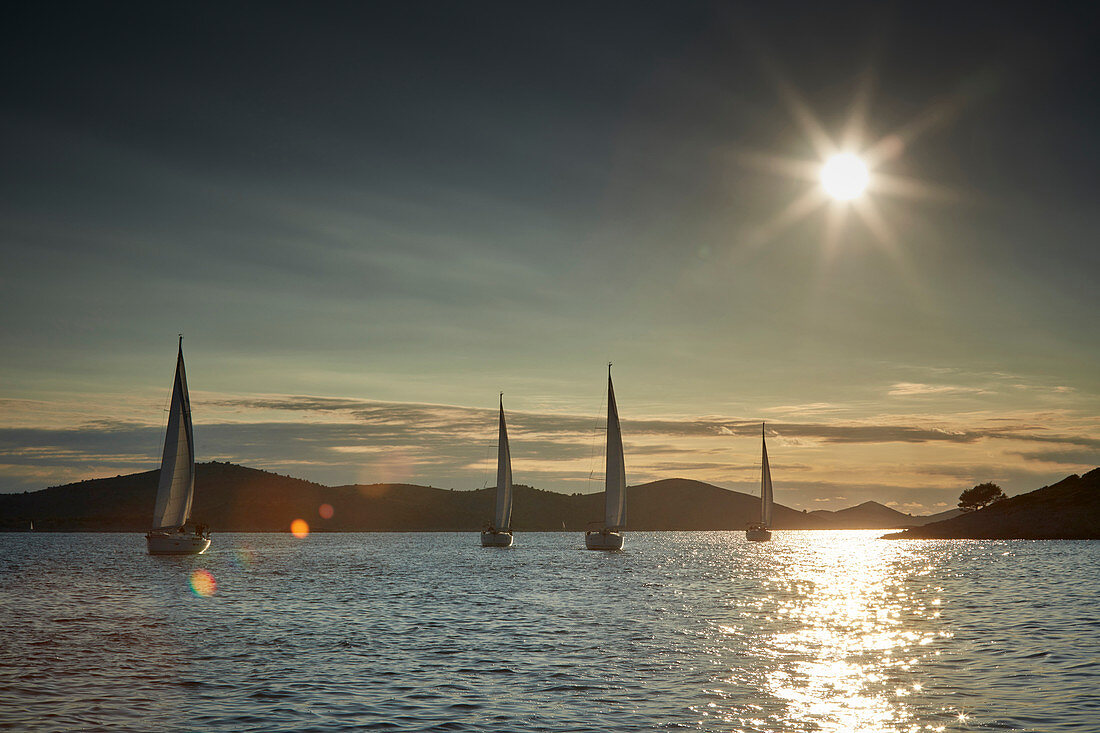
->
[887, 382, 992, 397]
[2, 392, 1097, 503]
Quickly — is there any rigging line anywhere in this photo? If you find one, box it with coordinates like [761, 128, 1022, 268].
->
[479, 404, 496, 490]
[161, 373, 173, 413]
[154, 363, 177, 460]
[584, 380, 608, 490]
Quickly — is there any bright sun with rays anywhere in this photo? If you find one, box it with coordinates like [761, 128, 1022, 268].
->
[737, 68, 961, 254]
[821, 153, 869, 201]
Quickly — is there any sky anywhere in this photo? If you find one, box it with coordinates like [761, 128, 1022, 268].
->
[1, 2, 1098, 512]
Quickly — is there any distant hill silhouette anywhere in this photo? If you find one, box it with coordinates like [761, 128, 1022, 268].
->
[917, 506, 967, 524]
[0, 462, 960, 532]
[884, 468, 1100, 540]
[810, 501, 961, 529]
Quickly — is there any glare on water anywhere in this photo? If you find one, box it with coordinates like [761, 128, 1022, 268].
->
[753, 535, 944, 731]
[0, 531, 1097, 732]
[682, 533, 953, 731]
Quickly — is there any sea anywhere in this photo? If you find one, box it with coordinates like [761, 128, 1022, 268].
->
[1, 531, 1097, 732]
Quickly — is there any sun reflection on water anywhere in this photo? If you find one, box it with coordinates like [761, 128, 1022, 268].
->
[714, 531, 955, 732]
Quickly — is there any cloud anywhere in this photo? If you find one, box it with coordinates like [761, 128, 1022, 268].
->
[888, 382, 991, 397]
[994, 433, 1100, 450]
[2, 393, 1098, 500]
[767, 403, 849, 416]
[1010, 449, 1100, 466]
[205, 396, 1100, 451]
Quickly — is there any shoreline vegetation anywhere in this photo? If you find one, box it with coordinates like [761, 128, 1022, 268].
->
[882, 467, 1100, 540]
[1, 462, 1096, 538]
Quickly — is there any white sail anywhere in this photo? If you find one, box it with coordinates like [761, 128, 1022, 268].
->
[760, 425, 773, 527]
[605, 369, 627, 530]
[494, 395, 513, 529]
[150, 338, 195, 530]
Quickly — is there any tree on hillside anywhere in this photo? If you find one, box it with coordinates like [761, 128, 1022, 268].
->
[958, 482, 1006, 512]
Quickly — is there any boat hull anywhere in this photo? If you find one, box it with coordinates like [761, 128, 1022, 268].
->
[146, 532, 211, 555]
[480, 530, 513, 547]
[745, 527, 772, 542]
[585, 530, 624, 551]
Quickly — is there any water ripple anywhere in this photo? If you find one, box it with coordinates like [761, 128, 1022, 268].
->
[0, 531, 1097, 731]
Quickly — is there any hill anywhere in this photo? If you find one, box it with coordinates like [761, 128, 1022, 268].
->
[0, 463, 839, 531]
[810, 501, 962, 529]
[0, 462, 969, 532]
[883, 468, 1100, 540]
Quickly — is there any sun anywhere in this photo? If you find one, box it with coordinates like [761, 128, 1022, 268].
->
[821, 153, 869, 201]
[735, 68, 960, 253]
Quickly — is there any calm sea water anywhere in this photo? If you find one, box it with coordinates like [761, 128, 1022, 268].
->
[1, 531, 1097, 732]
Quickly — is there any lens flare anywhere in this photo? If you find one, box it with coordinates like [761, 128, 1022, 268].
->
[290, 518, 310, 538]
[189, 569, 216, 597]
[318, 503, 334, 520]
[232, 546, 255, 570]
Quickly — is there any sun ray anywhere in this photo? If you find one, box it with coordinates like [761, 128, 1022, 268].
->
[730, 149, 823, 183]
[809, 200, 851, 304]
[851, 195, 897, 251]
[871, 172, 969, 204]
[863, 90, 971, 166]
[852, 196, 933, 308]
[757, 59, 837, 158]
[840, 67, 876, 152]
[822, 201, 850, 260]
[748, 186, 829, 248]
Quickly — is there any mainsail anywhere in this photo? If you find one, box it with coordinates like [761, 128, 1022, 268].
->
[494, 395, 513, 530]
[604, 368, 627, 530]
[760, 424, 773, 526]
[151, 337, 195, 530]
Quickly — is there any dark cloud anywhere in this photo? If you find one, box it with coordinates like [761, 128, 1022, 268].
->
[1010, 449, 1100, 466]
[205, 396, 1100, 449]
[992, 432, 1100, 450]
[2, 395, 1096, 495]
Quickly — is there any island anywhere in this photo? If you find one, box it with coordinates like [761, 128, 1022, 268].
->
[883, 468, 1100, 540]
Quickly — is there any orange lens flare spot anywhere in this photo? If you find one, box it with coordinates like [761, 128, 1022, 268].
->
[290, 518, 310, 538]
[318, 503, 334, 520]
[189, 569, 216, 597]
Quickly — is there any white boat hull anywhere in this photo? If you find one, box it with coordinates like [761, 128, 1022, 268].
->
[746, 527, 772, 542]
[585, 530, 624, 551]
[480, 530, 513, 547]
[146, 532, 211, 555]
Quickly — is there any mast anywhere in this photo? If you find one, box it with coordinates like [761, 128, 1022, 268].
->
[494, 393, 513, 530]
[604, 363, 626, 530]
[150, 335, 196, 530]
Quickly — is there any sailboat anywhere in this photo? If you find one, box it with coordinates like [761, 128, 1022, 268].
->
[746, 422, 773, 542]
[586, 364, 626, 550]
[480, 394, 514, 547]
[145, 336, 210, 555]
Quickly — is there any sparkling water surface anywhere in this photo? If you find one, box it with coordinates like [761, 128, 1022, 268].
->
[1, 531, 1097, 732]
